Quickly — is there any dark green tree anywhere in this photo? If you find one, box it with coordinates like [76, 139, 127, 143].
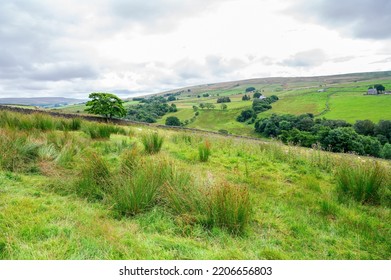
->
[374, 84, 385, 93]
[85, 93, 126, 120]
[167, 95, 176, 101]
[165, 116, 181, 126]
[353, 120, 375, 136]
[245, 87, 256, 92]
[253, 91, 261, 98]
[242, 94, 251, 101]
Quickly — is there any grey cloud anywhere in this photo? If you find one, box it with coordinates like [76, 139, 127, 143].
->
[288, 0, 391, 40]
[282, 49, 327, 67]
[371, 57, 391, 64]
[29, 62, 99, 81]
[332, 56, 357, 63]
[110, 0, 229, 31]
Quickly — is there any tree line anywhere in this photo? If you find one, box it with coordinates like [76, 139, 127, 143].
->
[255, 114, 391, 159]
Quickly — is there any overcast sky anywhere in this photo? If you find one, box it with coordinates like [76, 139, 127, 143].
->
[1, 0, 390, 99]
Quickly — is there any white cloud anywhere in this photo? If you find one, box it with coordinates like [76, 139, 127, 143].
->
[0, 0, 390, 98]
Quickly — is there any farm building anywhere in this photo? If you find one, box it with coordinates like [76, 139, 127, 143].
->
[259, 95, 267, 100]
[367, 88, 378, 95]
[317, 89, 326, 92]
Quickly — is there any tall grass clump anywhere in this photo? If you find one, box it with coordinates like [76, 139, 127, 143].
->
[0, 130, 40, 172]
[161, 170, 207, 219]
[206, 182, 251, 235]
[335, 160, 390, 205]
[120, 147, 139, 174]
[110, 156, 172, 216]
[32, 114, 56, 131]
[141, 132, 164, 154]
[82, 123, 127, 139]
[75, 152, 111, 200]
[198, 140, 211, 162]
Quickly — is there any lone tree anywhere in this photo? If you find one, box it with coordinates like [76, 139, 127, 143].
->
[85, 93, 126, 121]
[165, 116, 181, 126]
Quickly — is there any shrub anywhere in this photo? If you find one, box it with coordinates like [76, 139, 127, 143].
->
[141, 132, 164, 154]
[206, 182, 251, 234]
[382, 143, 391, 159]
[198, 140, 211, 162]
[216, 97, 231, 103]
[165, 116, 181, 126]
[335, 160, 389, 205]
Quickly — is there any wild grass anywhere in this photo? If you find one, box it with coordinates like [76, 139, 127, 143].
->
[198, 140, 211, 162]
[335, 160, 390, 205]
[109, 156, 173, 216]
[0, 111, 83, 132]
[119, 147, 139, 174]
[206, 182, 251, 235]
[74, 152, 111, 200]
[0, 129, 40, 172]
[82, 123, 127, 139]
[1, 109, 390, 260]
[141, 132, 164, 154]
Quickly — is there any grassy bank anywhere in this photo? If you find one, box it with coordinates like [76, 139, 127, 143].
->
[0, 111, 390, 259]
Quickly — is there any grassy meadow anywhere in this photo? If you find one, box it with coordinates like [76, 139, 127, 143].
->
[51, 73, 391, 136]
[0, 110, 390, 260]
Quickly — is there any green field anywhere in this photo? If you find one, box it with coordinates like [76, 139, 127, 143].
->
[51, 72, 391, 135]
[0, 110, 390, 260]
[163, 76, 391, 131]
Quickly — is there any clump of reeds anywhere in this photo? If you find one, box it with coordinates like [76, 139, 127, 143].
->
[198, 140, 211, 162]
[335, 159, 389, 205]
[141, 132, 164, 154]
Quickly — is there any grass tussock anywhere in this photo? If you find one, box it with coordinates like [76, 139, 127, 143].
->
[335, 160, 390, 206]
[75, 152, 111, 200]
[141, 132, 164, 154]
[198, 140, 211, 162]
[109, 156, 173, 216]
[206, 182, 251, 235]
[82, 123, 125, 139]
[0, 129, 40, 172]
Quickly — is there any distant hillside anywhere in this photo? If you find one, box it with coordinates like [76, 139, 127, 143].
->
[159, 71, 391, 96]
[0, 97, 85, 107]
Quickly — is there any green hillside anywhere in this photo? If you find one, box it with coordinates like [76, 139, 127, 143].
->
[153, 73, 391, 135]
[0, 110, 390, 260]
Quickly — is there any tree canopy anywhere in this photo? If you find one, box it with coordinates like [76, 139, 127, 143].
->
[85, 93, 126, 120]
[165, 116, 181, 126]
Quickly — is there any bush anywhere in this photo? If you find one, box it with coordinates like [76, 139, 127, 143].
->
[165, 116, 181, 126]
[141, 132, 164, 154]
[245, 87, 256, 92]
[382, 143, 391, 159]
[335, 160, 389, 205]
[199, 140, 211, 162]
[206, 182, 251, 234]
[236, 109, 255, 122]
[216, 97, 231, 103]
[242, 94, 251, 101]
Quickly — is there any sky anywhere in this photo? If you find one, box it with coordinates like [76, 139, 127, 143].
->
[0, 0, 390, 99]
